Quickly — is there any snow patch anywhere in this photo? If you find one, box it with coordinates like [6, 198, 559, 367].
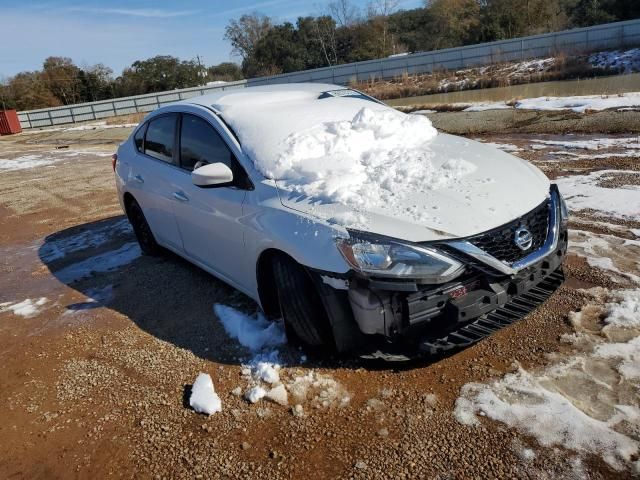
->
[245, 386, 267, 404]
[589, 48, 640, 74]
[189, 373, 222, 415]
[213, 304, 286, 352]
[455, 289, 640, 472]
[40, 219, 132, 262]
[0, 297, 48, 318]
[54, 242, 141, 283]
[556, 170, 640, 221]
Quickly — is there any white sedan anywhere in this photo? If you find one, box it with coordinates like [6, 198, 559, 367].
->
[113, 83, 568, 358]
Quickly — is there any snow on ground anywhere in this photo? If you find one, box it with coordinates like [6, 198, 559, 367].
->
[54, 242, 141, 283]
[0, 149, 112, 172]
[213, 303, 348, 410]
[213, 304, 286, 352]
[590, 48, 640, 74]
[33, 121, 139, 133]
[0, 297, 48, 318]
[548, 150, 640, 160]
[483, 142, 522, 152]
[40, 219, 132, 263]
[462, 102, 512, 112]
[189, 373, 222, 415]
[455, 288, 640, 472]
[555, 170, 640, 221]
[462, 93, 640, 113]
[569, 231, 640, 285]
[531, 136, 640, 150]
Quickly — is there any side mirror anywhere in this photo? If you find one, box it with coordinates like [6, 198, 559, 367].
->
[191, 162, 234, 187]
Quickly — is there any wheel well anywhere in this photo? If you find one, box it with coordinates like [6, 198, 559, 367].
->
[256, 249, 294, 318]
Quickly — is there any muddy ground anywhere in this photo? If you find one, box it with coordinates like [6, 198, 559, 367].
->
[0, 117, 638, 479]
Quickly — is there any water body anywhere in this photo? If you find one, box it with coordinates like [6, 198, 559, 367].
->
[387, 73, 640, 106]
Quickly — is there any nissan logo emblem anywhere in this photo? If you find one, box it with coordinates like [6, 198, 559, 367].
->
[514, 225, 533, 251]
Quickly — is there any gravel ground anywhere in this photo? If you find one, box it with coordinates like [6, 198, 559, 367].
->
[0, 122, 637, 479]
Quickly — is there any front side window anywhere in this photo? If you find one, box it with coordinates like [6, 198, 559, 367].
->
[180, 114, 233, 171]
[144, 115, 177, 163]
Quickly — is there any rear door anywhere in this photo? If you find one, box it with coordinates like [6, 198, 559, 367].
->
[170, 113, 249, 286]
[130, 113, 184, 252]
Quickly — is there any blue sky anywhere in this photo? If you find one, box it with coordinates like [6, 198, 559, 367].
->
[1, 0, 424, 78]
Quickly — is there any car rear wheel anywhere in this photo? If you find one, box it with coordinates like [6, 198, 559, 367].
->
[272, 255, 335, 349]
[127, 199, 161, 256]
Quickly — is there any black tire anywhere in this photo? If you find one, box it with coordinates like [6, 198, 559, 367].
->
[272, 256, 334, 348]
[127, 199, 161, 256]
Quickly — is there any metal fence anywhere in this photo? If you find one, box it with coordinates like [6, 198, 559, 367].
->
[17, 18, 640, 129]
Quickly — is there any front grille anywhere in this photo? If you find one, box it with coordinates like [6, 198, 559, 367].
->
[467, 199, 550, 264]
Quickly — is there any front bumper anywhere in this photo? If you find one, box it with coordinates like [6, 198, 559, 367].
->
[319, 187, 568, 359]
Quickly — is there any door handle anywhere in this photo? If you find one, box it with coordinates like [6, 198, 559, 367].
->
[173, 191, 189, 202]
[133, 174, 144, 184]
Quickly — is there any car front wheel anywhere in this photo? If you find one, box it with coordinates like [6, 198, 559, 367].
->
[272, 255, 335, 349]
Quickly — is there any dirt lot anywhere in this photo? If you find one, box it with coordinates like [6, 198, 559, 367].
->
[1, 117, 639, 479]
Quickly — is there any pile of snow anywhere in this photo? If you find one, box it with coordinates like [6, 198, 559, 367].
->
[214, 304, 289, 405]
[590, 48, 640, 74]
[287, 371, 351, 408]
[556, 170, 640, 221]
[215, 92, 477, 221]
[455, 288, 640, 472]
[213, 304, 286, 351]
[54, 242, 141, 283]
[0, 297, 47, 318]
[189, 373, 222, 415]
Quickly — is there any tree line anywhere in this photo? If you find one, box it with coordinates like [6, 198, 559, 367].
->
[0, 56, 243, 111]
[1, 0, 636, 111]
[227, 0, 637, 77]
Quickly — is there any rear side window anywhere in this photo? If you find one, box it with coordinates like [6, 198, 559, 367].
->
[144, 115, 177, 163]
[134, 123, 146, 152]
[180, 114, 233, 171]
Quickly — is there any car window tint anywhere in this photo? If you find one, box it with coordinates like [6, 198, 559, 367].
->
[134, 123, 146, 152]
[180, 114, 233, 171]
[144, 115, 176, 163]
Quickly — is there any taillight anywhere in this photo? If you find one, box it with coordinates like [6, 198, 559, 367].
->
[111, 153, 118, 172]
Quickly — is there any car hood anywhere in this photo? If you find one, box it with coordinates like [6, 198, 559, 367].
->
[276, 134, 550, 242]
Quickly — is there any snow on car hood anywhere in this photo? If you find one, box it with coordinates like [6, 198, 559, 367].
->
[219, 94, 548, 242]
[276, 129, 550, 242]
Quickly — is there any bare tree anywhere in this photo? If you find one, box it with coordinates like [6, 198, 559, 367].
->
[367, 0, 400, 55]
[327, 0, 360, 27]
[224, 13, 273, 61]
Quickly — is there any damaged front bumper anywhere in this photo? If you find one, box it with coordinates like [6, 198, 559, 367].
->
[316, 186, 568, 359]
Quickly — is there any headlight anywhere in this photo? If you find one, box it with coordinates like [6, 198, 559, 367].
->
[336, 231, 464, 283]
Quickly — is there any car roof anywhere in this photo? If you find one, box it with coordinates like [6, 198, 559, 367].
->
[181, 83, 343, 111]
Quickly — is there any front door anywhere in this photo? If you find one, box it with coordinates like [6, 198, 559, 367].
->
[170, 113, 249, 286]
